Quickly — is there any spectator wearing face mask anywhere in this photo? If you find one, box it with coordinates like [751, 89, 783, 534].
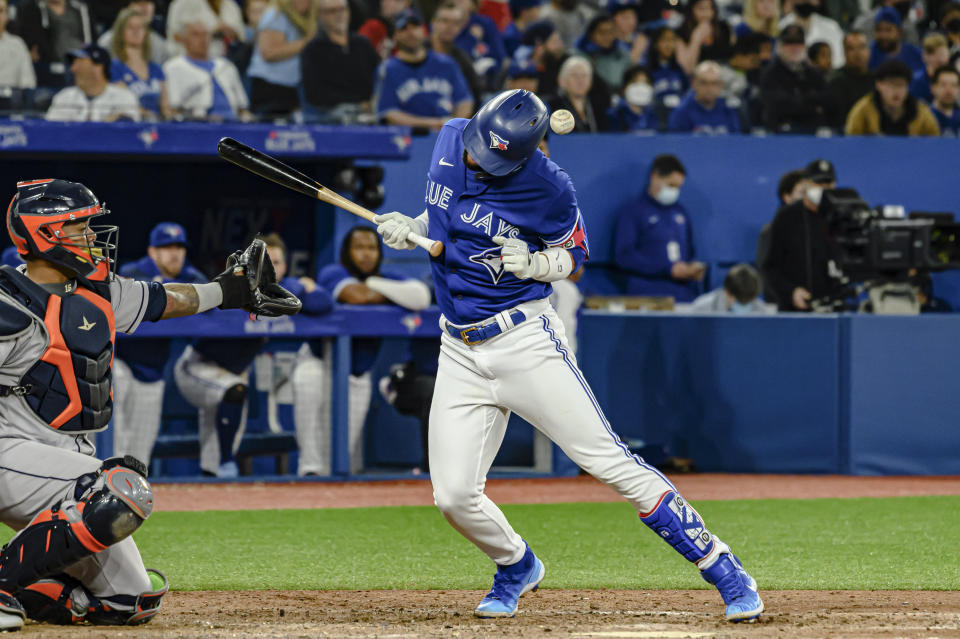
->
[778, 0, 845, 68]
[846, 58, 940, 135]
[909, 32, 950, 102]
[868, 7, 923, 73]
[777, 168, 812, 206]
[928, 65, 960, 136]
[690, 264, 776, 314]
[668, 60, 742, 133]
[606, 65, 656, 131]
[761, 159, 844, 311]
[614, 154, 706, 303]
[758, 24, 830, 133]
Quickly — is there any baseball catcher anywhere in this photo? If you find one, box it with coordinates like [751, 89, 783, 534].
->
[0, 179, 299, 631]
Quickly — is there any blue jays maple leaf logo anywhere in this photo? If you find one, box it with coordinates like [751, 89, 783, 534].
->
[489, 131, 509, 151]
[469, 246, 507, 284]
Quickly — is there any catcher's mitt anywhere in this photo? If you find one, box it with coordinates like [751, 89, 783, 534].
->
[214, 239, 302, 317]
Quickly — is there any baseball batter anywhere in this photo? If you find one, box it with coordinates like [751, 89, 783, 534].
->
[374, 90, 763, 621]
[0, 179, 299, 631]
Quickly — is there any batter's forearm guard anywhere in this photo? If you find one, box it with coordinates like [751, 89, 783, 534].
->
[0, 456, 153, 595]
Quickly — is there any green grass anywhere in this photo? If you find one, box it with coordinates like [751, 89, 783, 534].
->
[6, 496, 958, 591]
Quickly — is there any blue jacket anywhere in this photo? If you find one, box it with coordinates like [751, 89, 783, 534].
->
[279, 276, 334, 315]
[932, 105, 960, 137]
[116, 256, 207, 382]
[606, 99, 656, 132]
[614, 190, 700, 302]
[667, 91, 741, 134]
[868, 41, 924, 75]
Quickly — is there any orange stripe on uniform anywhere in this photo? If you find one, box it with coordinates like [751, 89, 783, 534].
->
[69, 521, 107, 554]
[40, 296, 82, 430]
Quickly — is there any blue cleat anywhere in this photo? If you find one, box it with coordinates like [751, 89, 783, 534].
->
[474, 543, 545, 618]
[700, 553, 764, 623]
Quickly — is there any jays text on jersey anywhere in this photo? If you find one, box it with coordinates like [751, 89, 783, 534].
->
[424, 119, 589, 325]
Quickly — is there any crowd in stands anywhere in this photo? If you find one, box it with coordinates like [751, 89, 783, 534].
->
[0, 0, 957, 134]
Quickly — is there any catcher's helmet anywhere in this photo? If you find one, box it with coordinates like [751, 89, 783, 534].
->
[6, 179, 117, 278]
[462, 89, 548, 177]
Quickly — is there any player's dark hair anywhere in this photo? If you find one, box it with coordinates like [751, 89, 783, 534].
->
[258, 232, 287, 255]
[723, 264, 762, 304]
[585, 13, 614, 40]
[340, 225, 382, 280]
[932, 64, 960, 85]
[650, 154, 686, 177]
[777, 169, 806, 203]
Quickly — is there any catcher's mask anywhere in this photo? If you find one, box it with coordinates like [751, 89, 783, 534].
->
[6, 179, 118, 279]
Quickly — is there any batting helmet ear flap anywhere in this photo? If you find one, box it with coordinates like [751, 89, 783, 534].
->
[462, 90, 549, 176]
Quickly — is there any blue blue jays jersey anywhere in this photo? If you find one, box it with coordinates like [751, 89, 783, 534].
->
[116, 256, 208, 382]
[425, 119, 589, 325]
[375, 51, 472, 118]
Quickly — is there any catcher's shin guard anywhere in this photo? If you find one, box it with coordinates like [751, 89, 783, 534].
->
[0, 456, 154, 595]
[21, 569, 168, 626]
[639, 491, 717, 564]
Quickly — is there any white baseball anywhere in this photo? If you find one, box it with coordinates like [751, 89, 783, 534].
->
[550, 109, 575, 135]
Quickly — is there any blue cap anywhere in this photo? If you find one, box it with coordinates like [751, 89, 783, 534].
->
[394, 9, 423, 30]
[510, 0, 542, 15]
[1, 247, 24, 268]
[522, 20, 556, 46]
[508, 57, 539, 78]
[875, 6, 902, 26]
[149, 223, 188, 247]
[66, 43, 112, 79]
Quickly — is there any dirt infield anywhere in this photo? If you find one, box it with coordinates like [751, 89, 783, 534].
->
[20, 590, 960, 638]
[154, 473, 960, 511]
[22, 475, 960, 638]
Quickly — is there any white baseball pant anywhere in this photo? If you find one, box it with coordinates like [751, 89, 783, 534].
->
[291, 345, 371, 475]
[173, 346, 248, 475]
[429, 299, 676, 565]
[112, 359, 165, 466]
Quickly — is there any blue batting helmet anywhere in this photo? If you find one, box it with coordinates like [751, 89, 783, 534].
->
[462, 90, 549, 177]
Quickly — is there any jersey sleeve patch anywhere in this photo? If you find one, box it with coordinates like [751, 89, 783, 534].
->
[542, 209, 590, 258]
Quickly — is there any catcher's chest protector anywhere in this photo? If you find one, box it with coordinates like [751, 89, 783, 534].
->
[0, 267, 115, 433]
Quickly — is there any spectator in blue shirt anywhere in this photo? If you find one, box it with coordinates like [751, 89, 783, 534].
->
[504, 0, 542, 57]
[645, 26, 689, 126]
[452, 0, 507, 91]
[869, 7, 924, 74]
[246, 0, 317, 117]
[668, 60, 741, 133]
[109, 6, 170, 119]
[374, 9, 473, 131]
[929, 65, 960, 135]
[606, 65, 656, 131]
[505, 56, 540, 92]
[614, 154, 705, 302]
[909, 32, 950, 103]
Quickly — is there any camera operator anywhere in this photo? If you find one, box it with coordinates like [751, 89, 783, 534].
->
[761, 159, 845, 311]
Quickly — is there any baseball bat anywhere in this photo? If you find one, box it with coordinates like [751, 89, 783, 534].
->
[216, 137, 443, 257]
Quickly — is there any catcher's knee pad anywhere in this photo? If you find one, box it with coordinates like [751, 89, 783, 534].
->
[21, 569, 168, 626]
[0, 456, 153, 594]
[640, 491, 716, 565]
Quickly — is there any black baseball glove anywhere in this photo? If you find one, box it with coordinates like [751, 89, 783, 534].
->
[214, 239, 302, 317]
